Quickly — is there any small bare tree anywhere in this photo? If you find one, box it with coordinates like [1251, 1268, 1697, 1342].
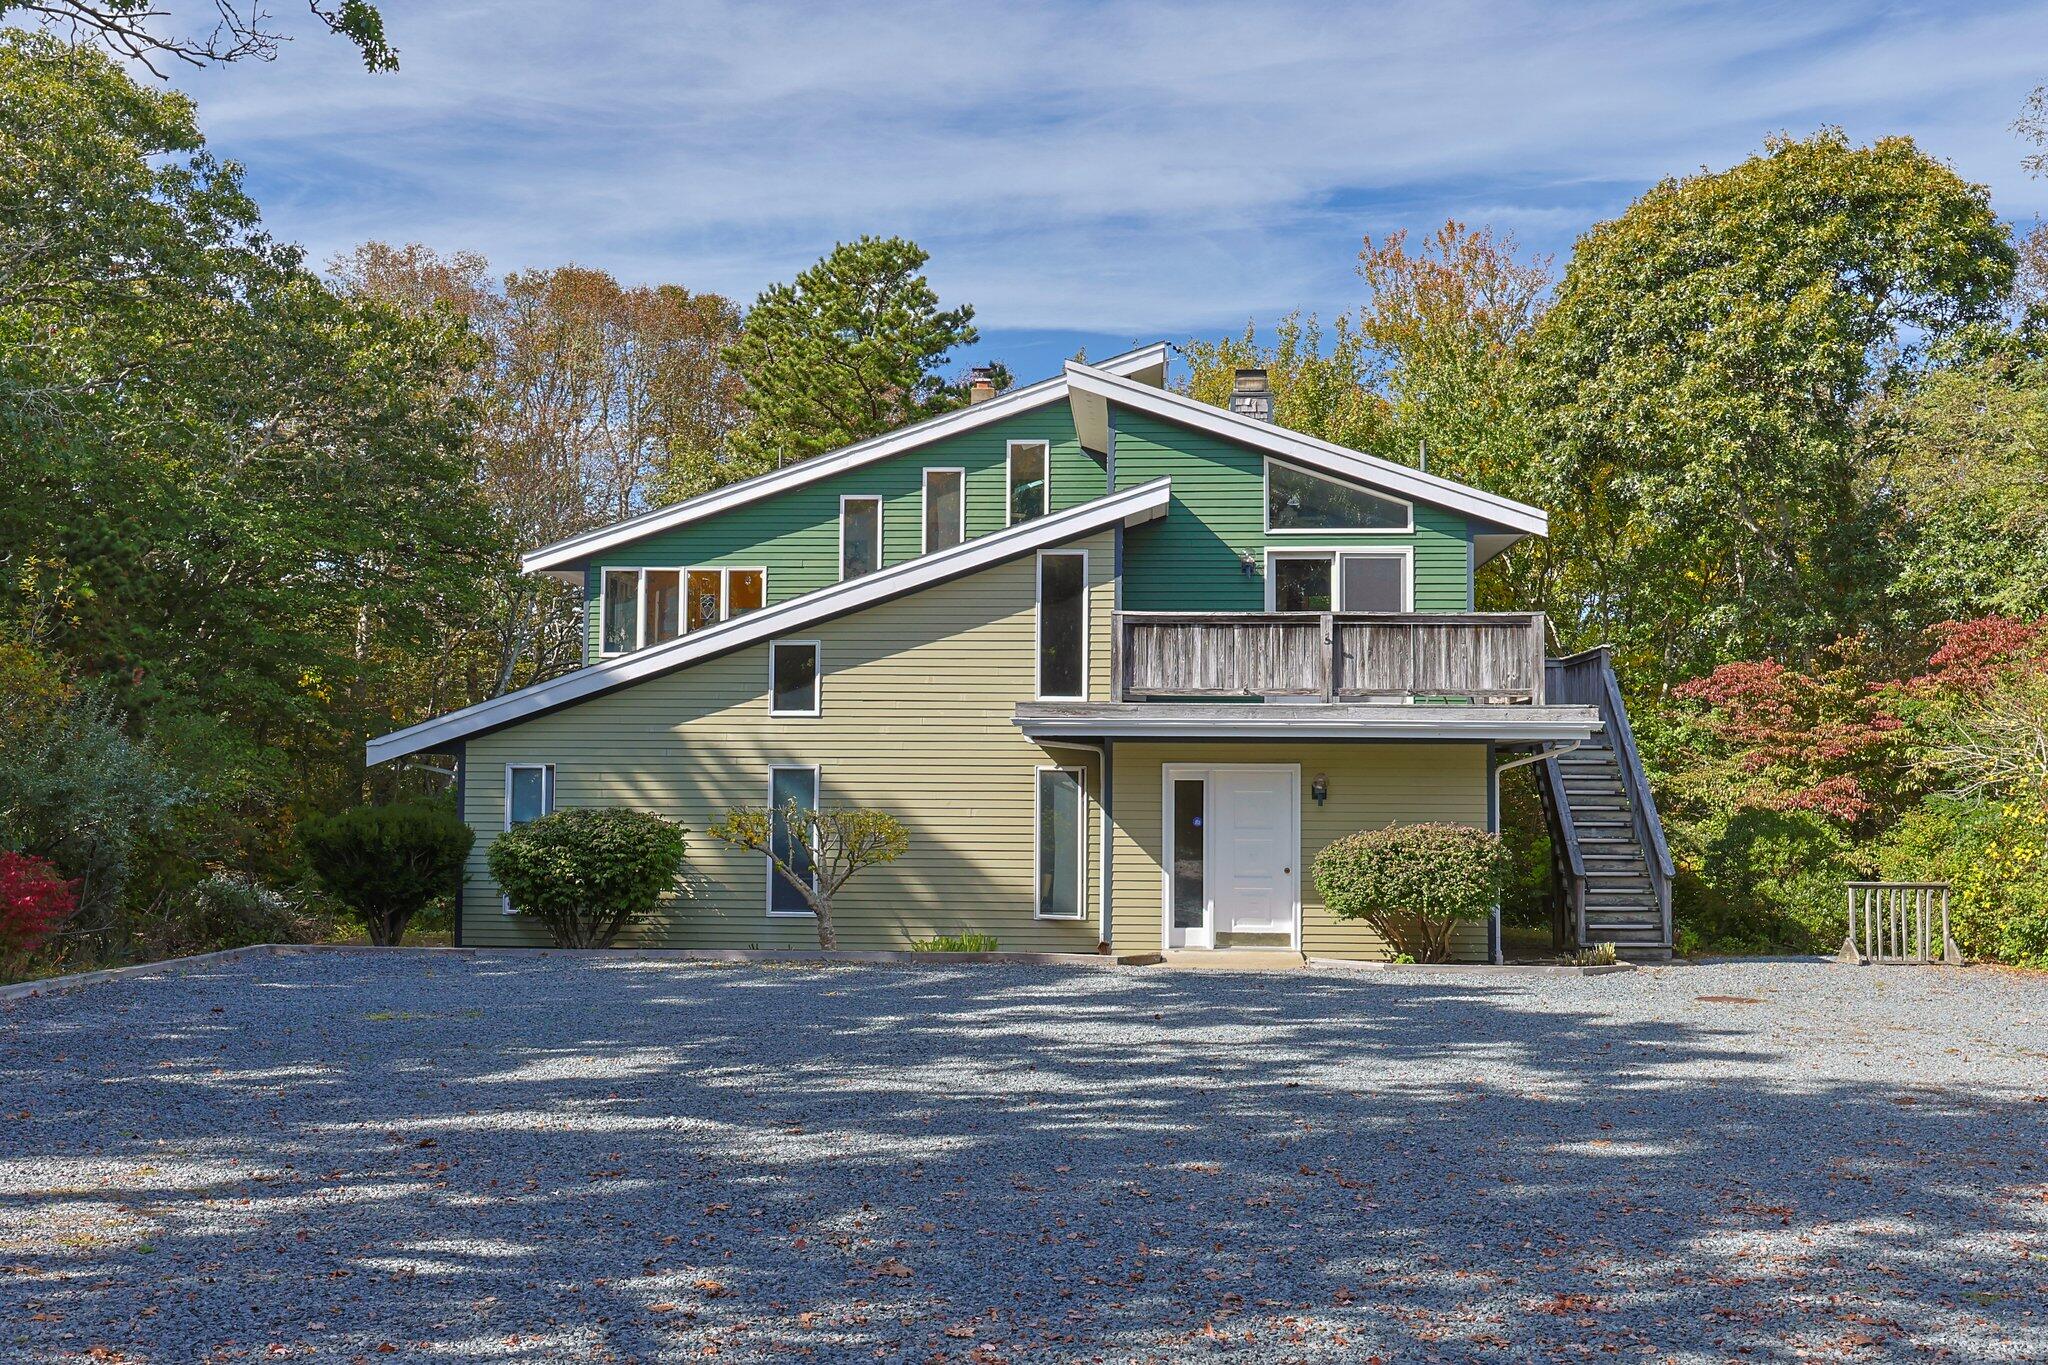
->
[708, 802, 909, 950]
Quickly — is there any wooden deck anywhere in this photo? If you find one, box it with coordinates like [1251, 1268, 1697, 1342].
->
[1116, 611, 1548, 703]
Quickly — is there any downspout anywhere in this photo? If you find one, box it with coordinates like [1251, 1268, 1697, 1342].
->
[1487, 740, 1583, 964]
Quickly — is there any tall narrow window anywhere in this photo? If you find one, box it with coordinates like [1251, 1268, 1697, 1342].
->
[1036, 550, 1088, 699]
[504, 764, 554, 915]
[1266, 459, 1410, 532]
[1007, 441, 1049, 524]
[601, 569, 639, 654]
[767, 766, 818, 915]
[645, 569, 682, 645]
[769, 641, 820, 717]
[1036, 767, 1084, 920]
[1172, 778, 1205, 933]
[841, 496, 882, 580]
[923, 467, 964, 553]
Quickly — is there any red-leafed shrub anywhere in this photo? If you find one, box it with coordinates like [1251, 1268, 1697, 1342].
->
[0, 851, 77, 960]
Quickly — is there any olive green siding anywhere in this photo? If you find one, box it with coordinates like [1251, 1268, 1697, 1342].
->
[581, 401, 1106, 659]
[1108, 408, 1475, 612]
[467, 531, 1117, 950]
[1107, 741, 1491, 961]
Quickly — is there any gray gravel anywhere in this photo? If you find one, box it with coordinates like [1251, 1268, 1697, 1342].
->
[1, 954, 2044, 1362]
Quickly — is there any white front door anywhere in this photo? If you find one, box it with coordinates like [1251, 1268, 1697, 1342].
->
[1164, 765, 1299, 949]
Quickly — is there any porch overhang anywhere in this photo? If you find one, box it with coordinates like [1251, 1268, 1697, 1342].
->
[1014, 702, 1604, 745]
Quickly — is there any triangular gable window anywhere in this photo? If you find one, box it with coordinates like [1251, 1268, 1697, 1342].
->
[1265, 460, 1411, 532]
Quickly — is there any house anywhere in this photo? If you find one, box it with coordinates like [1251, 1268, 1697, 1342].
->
[369, 345, 1673, 961]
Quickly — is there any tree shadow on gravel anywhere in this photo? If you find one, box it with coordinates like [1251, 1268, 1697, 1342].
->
[0, 957, 2042, 1362]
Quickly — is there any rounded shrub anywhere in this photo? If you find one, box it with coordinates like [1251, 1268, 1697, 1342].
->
[300, 802, 473, 946]
[487, 807, 687, 948]
[1311, 822, 1510, 963]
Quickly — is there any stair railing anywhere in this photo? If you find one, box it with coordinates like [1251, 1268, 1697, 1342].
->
[1545, 646, 1676, 948]
[1536, 755, 1589, 949]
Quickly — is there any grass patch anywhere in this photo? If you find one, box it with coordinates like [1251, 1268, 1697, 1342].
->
[909, 933, 999, 953]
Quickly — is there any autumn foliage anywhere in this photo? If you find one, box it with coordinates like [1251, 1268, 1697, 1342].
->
[0, 851, 77, 960]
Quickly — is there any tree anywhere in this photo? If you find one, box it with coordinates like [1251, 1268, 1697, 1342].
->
[0, 32, 499, 882]
[1311, 823, 1509, 962]
[1520, 130, 2017, 683]
[487, 807, 688, 948]
[719, 237, 977, 483]
[330, 244, 746, 695]
[1177, 313, 1388, 452]
[707, 803, 908, 950]
[2, 0, 395, 75]
[300, 802, 472, 945]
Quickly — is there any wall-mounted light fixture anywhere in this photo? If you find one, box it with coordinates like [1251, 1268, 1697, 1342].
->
[1311, 773, 1328, 806]
[1239, 553, 1259, 577]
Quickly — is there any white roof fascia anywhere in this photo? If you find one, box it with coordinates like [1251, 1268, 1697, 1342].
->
[521, 342, 1171, 575]
[1014, 703, 1601, 743]
[370, 477, 1174, 765]
[1062, 361, 1549, 539]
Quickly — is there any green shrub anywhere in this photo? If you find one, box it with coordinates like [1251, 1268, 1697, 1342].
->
[1311, 822, 1510, 963]
[170, 872, 339, 952]
[300, 802, 473, 946]
[487, 807, 686, 948]
[1878, 797, 2048, 967]
[909, 933, 998, 953]
[1670, 805, 1863, 954]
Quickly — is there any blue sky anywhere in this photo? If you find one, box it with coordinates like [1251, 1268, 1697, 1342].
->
[144, 0, 2048, 382]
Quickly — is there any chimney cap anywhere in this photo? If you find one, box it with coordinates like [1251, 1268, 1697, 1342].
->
[966, 364, 999, 404]
[1232, 367, 1270, 393]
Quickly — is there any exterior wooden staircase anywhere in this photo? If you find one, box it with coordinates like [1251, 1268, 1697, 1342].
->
[1537, 647, 1675, 961]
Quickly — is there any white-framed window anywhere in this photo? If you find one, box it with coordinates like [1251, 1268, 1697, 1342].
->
[1036, 549, 1089, 700]
[922, 467, 965, 554]
[1264, 458, 1412, 535]
[1035, 766, 1086, 920]
[1007, 440, 1050, 525]
[769, 639, 821, 718]
[686, 566, 767, 634]
[840, 495, 883, 580]
[599, 566, 765, 655]
[502, 763, 555, 914]
[766, 765, 819, 916]
[1264, 547, 1412, 613]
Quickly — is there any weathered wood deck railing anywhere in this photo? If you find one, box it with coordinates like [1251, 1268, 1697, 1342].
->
[1115, 611, 1548, 703]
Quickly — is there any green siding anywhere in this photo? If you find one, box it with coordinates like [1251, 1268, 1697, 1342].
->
[1109, 407, 1475, 611]
[581, 401, 1105, 658]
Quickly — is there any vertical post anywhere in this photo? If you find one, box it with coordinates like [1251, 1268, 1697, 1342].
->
[1319, 611, 1335, 703]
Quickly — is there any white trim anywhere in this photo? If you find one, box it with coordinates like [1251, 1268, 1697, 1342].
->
[1033, 765, 1088, 921]
[1063, 361, 1547, 539]
[1035, 548, 1091, 701]
[521, 343, 1170, 574]
[502, 763, 555, 915]
[1006, 439, 1052, 526]
[768, 639, 822, 718]
[1262, 546, 1414, 612]
[839, 494, 884, 581]
[921, 466, 966, 555]
[1263, 457, 1413, 535]
[1016, 702, 1602, 743]
[765, 764, 821, 916]
[369, 478, 1173, 764]
[1159, 763, 1301, 951]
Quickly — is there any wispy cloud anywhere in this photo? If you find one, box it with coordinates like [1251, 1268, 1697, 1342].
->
[151, 0, 2048, 353]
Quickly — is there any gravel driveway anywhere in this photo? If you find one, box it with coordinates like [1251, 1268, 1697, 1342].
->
[1, 954, 2043, 1362]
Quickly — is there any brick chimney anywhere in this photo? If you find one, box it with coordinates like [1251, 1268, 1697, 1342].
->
[967, 366, 999, 405]
[1229, 367, 1273, 422]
